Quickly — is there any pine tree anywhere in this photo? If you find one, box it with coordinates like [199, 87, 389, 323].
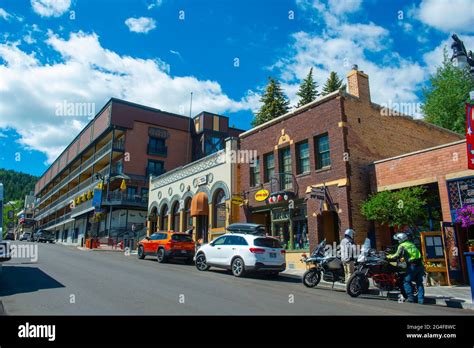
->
[296, 68, 319, 107]
[321, 71, 346, 96]
[252, 77, 290, 127]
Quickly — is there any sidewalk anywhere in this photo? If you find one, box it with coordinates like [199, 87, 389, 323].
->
[77, 245, 137, 254]
[281, 269, 474, 310]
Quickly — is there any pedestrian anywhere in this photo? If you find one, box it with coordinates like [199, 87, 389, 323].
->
[340, 229, 356, 283]
[386, 232, 425, 304]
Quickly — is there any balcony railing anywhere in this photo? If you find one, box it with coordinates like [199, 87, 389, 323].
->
[147, 145, 167, 157]
[112, 138, 125, 152]
[106, 192, 148, 206]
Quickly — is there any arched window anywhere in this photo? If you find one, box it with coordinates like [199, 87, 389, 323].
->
[171, 202, 180, 232]
[183, 197, 192, 231]
[213, 189, 226, 228]
[160, 204, 169, 231]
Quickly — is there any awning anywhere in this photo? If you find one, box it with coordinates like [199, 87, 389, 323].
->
[191, 192, 209, 216]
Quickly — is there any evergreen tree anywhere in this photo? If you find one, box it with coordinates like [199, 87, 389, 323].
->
[0, 169, 37, 202]
[296, 68, 319, 107]
[321, 71, 346, 96]
[252, 77, 290, 127]
[421, 49, 474, 134]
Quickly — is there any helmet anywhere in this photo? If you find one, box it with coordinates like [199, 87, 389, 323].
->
[344, 229, 355, 239]
[393, 232, 408, 243]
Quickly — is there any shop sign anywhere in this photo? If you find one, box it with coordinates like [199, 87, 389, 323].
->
[255, 189, 270, 202]
[92, 188, 103, 210]
[196, 175, 207, 186]
[466, 103, 474, 169]
[231, 196, 244, 205]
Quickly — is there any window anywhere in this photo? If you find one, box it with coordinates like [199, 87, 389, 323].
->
[183, 198, 192, 231]
[212, 236, 227, 246]
[204, 135, 224, 156]
[254, 238, 282, 249]
[250, 157, 260, 187]
[147, 160, 164, 177]
[148, 137, 167, 156]
[150, 233, 159, 241]
[141, 188, 149, 198]
[213, 189, 226, 228]
[127, 186, 137, 197]
[315, 134, 331, 169]
[296, 141, 310, 174]
[160, 204, 169, 230]
[264, 152, 275, 183]
[225, 236, 248, 246]
[278, 147, 292, 190]
[172, 234, 193, 242]
[171, 202, 180, 232]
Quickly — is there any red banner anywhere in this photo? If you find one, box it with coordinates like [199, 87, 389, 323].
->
[466, 103, 474, 169]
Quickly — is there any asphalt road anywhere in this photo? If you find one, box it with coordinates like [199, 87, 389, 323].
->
[0, 242, 471, 315]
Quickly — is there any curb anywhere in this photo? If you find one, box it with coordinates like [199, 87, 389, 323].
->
[279, 272, 474, 310]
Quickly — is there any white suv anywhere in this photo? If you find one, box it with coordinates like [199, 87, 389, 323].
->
[195, 233, 286, 277]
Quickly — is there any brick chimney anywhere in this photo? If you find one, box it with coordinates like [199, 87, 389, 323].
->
[346, 64, 371, 102]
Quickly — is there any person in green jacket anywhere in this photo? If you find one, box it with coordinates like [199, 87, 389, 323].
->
[387, 232, 425, 304]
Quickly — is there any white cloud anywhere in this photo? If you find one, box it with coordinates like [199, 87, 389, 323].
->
[327, 0, 362, 15]
[148, 0, 163, 10]
[31, 0, 71, 17]
[0, 8, 12, 21]
[0, 31, 256, 163]
[417, 0, 474, 33]
[125, 17, 156, 34]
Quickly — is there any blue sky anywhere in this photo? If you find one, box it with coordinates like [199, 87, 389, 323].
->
[0, 0, 473, 177]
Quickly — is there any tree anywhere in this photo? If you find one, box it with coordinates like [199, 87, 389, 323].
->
[361, 187, 427, 229]
[252, 77, 290, 127]
[321, 71, 346, 96]
[421, 49, 474, 134]
[0, 169, 37, 202]
[296, 68, 319, 107]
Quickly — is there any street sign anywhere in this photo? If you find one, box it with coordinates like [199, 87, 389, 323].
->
[310, 187, 326, 200]
[92, 188, 103, 209]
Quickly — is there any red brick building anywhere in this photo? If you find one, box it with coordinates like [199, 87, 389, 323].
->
[238, 67, 462, 269]
[34, 98, 242, 247]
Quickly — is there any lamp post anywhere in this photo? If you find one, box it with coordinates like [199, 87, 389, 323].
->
[451, 33, 474, 100]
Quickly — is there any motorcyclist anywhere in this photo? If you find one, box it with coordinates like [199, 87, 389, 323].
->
[340, 229, 356, 282]
[386, 232, 425, 304]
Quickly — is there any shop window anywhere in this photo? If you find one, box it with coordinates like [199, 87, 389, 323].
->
[250, 157, 261, 187]
[315, 133, 331, 169]
[264, 152, 275, 183]
[183, 198, 192, 231]
[296, 141, 310, 174]
[160, 204, 169, 231]
[278, 147, 292, 190]
[213, 189, 227, 228]
[171, 202, 180, 232]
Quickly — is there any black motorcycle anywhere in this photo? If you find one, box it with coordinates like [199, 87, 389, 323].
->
[301, 239, 347, 288]
[346, 239, 418, 299]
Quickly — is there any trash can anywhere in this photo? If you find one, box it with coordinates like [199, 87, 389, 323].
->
[464, 252, 474, 303]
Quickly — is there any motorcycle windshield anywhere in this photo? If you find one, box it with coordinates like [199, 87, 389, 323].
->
[312, 239, 327, 256]
[357, 238, 372, 262]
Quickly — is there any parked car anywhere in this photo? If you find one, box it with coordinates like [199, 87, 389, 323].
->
[138, 231, 195, 264]
[20, 232, 31, 241]
[195, 233, 286, 277]
[0, 234, 11, 277]
[33, 230, 55, 243]
[5, 232, 15, 240]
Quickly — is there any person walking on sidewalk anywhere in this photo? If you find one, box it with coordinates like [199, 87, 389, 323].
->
[387, 232, 425, 305]
[340, 229, 356, 283]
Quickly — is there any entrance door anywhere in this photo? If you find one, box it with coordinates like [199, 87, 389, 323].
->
[196, 216, 208, 243]
[321, 211, 339, 244]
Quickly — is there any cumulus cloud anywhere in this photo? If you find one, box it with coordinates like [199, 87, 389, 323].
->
[416, 0, 474, 33]
[31, 0, 71, 17]
[0, 8, 12, 21]
[125, 17, 156, 34]
[0, 31, 257, 163]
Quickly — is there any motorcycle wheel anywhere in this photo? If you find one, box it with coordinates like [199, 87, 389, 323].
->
[346, 273, 366, 297]
[302, 269, 321, 288]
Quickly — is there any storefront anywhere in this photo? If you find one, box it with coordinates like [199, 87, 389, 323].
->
[147, 138, 240, 242]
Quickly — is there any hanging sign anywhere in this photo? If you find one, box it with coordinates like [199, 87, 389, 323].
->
[255, 189, 270, 202]
[231, 196, 244, 205]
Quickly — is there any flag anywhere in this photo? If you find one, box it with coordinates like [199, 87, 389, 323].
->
[120, 179, 127, 191]
[467, 103, 474, 170]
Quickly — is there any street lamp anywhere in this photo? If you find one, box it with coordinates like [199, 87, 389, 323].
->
[451, 34, 474, 100]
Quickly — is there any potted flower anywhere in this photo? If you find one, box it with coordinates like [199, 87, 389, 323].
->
[456, 205, 474, 228]
[468, 240, 474, 253]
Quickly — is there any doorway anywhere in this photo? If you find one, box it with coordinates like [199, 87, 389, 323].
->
[320, 211, 340, 244]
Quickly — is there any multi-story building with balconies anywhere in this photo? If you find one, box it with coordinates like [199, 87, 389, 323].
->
[34, 98, 242, 247]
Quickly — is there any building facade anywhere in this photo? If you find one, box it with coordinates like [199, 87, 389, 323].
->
[34, 98, 242, 247]
[238, 67, 462, 269]
[148, 138, 240, 242]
